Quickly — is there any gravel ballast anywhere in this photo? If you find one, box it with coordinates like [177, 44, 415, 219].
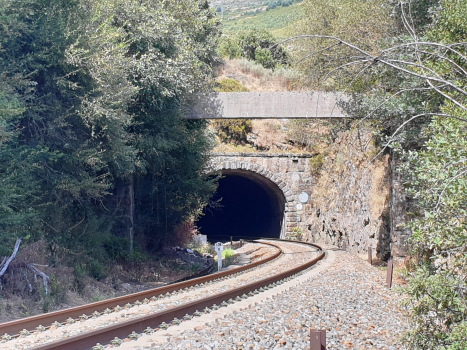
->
[3, 241, 320, 349]
[119, 249, 407, 350]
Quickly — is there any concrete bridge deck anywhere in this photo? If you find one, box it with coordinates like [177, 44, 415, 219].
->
[187, 91, 347, 119]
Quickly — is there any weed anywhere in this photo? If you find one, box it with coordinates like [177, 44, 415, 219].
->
[19, 303, 30, 317]
[222, 248, 235, 260]
[289, 226, 303, 241]
[191, 264, 202, 273]
[309, 154, 325, 175]
[186, 241, 215, 256]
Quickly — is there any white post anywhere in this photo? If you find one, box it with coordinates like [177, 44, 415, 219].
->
[215, 242, 224, 271]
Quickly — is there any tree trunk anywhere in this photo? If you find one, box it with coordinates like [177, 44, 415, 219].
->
[129, 174, 135, 254]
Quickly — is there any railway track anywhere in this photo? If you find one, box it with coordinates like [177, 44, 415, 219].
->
[0, 239, 325, 350]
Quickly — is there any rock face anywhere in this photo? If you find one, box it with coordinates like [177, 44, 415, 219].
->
[208, 128, 409, 259]
[303, 129, 392, 259]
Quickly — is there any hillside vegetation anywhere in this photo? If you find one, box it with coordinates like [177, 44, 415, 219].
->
[0, 0, 221, 315]
[221, 2, 303, 37]
[291, 0, 467, 348]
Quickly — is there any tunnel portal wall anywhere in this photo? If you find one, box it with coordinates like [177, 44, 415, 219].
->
[209, 153, 315, 238]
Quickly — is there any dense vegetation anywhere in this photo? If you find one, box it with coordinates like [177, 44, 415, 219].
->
[221, 1, 302, 37]
[0, 0, 220, 272]
[292, 0, 467, 348]
[1, 0, 466, 346]
[219, 30, 290, 69]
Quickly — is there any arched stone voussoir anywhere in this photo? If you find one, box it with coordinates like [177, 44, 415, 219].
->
[207, 155, 312, 240]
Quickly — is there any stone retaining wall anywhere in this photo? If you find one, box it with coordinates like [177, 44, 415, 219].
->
[208, 145, 408, 259]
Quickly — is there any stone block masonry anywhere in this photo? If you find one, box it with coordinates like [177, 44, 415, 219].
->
[208, 136, 408, 259]
[208, 153, 314, 239]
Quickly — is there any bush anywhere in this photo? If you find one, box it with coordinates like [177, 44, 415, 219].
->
[215, 78, 249, 92]
[219, 37, 242, 59]
[309, 154, 325, 175]
[212, 119, 253, 144]
[103, 236, 130, 262]
[255, 48, 276, 69]
[219, 30, 290, 69]
[87, 259, 107, 281]
[222, 248, 235, 259]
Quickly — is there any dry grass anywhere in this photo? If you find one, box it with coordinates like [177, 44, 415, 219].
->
[215, 59, 302, 92]
[211, 119, 307, 153]
[251, 119, 289, 149]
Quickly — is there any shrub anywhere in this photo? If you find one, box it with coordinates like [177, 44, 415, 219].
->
[87, 259, 107, 281]
[103, 236, 130, 262]
[219, 30, 290, 69]
[215, 78, 249, 92]
[219, 37, 242, 59]
[212, 119, 253, 144]
[255, 48, 276, 69]
[222, 248, 235, 259]
[309, 154, 325, 175]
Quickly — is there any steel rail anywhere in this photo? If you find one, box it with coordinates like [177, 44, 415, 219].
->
[0, 240, 281, 337]
[28, 240, 325, 350]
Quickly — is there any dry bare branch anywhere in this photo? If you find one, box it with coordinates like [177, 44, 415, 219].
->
[0, 237, 22, 277]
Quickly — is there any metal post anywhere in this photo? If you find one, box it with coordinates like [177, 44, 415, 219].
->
[217, 252, 222, 271]
[310, 329, 326, 350]
[386, 259, 394, 288]
[230, 236, 233, 246]
[215, 242, 224, 271]
[368, 247, 372, 265]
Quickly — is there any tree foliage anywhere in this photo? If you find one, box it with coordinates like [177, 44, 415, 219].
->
[289, 0, 467, 348]
[0, 0, 220, 265]
[219, 30, 289, 69]
[401, 118, 467, 349]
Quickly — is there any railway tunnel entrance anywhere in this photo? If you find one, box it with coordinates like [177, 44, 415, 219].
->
[196, 169, 286, 242]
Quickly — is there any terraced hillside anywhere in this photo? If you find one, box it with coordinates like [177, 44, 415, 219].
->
[212, 0, 303, 37]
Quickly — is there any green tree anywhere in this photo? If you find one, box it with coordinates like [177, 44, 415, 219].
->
[219, 30, 290, 69]
[289, 0, 467, 348]
[0, 0, 221, 264]
[68, 0, 221, 251]
[296, 0, 394, 89]
[0, 0, 113, 254]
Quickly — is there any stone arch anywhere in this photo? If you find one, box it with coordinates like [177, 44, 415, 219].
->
[210, 159, 293, 238]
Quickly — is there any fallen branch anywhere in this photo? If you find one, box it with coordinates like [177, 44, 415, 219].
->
[0, 237, 22, 277]
[28, 263, 50, 295]
[23, 268, 33, 293]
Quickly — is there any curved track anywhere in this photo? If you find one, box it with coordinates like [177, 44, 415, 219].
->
[0, 239, 325, 350]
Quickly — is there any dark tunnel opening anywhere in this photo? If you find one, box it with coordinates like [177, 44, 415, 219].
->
[196, 170, 285, 242]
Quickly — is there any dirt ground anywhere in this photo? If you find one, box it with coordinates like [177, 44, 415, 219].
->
[0, 240, 204, 324]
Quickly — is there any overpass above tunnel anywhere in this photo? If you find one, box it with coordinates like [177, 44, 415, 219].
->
[186, 91, 348, 119]
[196, 153, 316, 242]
